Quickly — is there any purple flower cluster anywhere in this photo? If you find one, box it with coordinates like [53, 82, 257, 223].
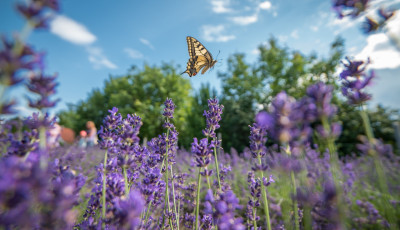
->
[332, 0, 369, 18]
[246, 172, 261, 225]
[340, 57, 375, 105]
[0, 152, 86, 229]
[249, 123, 267, 159]
[192, 138, 214, 169]
[256, 92, 312, 150]
[27, 72, 60, 111]
[204, 189, 246, 230]
[202, 97, 224, 138]
[16, 0, 60, 29]
[306, 82, 341, 139]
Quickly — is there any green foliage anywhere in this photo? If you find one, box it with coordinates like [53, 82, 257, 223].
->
[219, 53, 263, 152]
[58, 63, 193, 146]
[337, 104, 400, 156]
[256, 36, 345, 105]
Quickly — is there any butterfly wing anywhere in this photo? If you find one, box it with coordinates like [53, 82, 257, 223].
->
[181, 57, 198, 77]
[182, 36, 217, 77]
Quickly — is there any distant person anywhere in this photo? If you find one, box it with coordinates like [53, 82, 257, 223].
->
[86, 121, 98, 147]
[78, 130, 87, 148]
[48, 122, 61, 147]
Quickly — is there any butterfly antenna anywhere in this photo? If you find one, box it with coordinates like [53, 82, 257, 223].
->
[216, 50, 223, 67]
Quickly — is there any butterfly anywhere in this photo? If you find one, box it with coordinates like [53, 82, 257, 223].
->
[181, 36, 217, 77]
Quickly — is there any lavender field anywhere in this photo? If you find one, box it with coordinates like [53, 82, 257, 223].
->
[1, 0, 400, 229]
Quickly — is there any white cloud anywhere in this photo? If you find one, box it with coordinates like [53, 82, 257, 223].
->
[50, 15, 96, 45]
[230, 14, 258, 25]
[310, 25, 319, 32]
[290, 30, 299, 39]
[355, 33, 400, 69]
[201, 25, 235, 42]
[259, 1, 272, 10]
[329, 16, 360, 33]
[87, 47, 118, 69]
[124, 48, 144, 59]
[251, 48, 260, 55]
[211, 0, 232, 13]
[140, 38, 155, 50]
[277, 35, 288, 43]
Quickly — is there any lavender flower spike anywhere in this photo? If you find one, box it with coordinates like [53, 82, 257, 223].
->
[340, 57, 375, 105]
[202, 97, 224, 138]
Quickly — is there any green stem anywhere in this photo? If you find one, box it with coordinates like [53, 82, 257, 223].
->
[102, 150, 108, 220]
[257, 156, 272, 230]
[164, 128, 174, 230]
[321, 116, 346, 230]
[213, 137, 222, 190]
[359, 106, 397, 230]
[195, 169, 202, 230]
[38, 125, 47, 169]
[170, 166, 179, 230]
[252, 206, 258, 229]
[304, 206, 312, 230]
[123, 166, 129, 196]
[290, 171, 300, 230]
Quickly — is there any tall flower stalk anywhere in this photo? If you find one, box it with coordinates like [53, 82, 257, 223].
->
[161, 98, 179, 229]
[256, 92, 308, 230]
[202, 98, 224, 190]
[192, 138, 214, 230]
[98, 107, 123, 221]
[0, 0, 60, 162]
[306, 82, 346, 229]
[249, 122, 272, 230]
[340, 57, 397, 229]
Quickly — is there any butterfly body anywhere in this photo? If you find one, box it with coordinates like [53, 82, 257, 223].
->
[182, 36, 217, 77]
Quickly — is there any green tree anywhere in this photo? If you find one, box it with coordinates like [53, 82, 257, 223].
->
[58, 63, 193, 146]
[256, 36, 345, 106]
[219, 53, 263, 152]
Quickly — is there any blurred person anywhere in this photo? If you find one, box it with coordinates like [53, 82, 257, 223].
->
[78, 130, 87, 148]
[86, 121, 98, 147]
[48, 122, 61, 147]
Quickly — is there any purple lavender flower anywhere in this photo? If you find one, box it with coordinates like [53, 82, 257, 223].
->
[246, 172, 261, 224]
[356, 136, 393, 157]
[354, 200, 388, 227]
[202, 97, 224, 138]
[16, 0, 60, 29]
[98, 107, 123, 151]
[26, 72, 60, 110]
[192, 138, 214, 168]
[256, 92, 312, 149]
[204, 189, 245, 230]
[118, 114, 142, 150]
[111, 190, 144, 230]
[362, 8, 395, 34]
[163, 98, 176, 120]
[306, 82, 342, 139]
[0, 36, 38, 83]
[332, 0, 369, 18]
[306, 82, 337, 119]
[0, 151, 86, 229]
[362, 17, 380, 33]
[340, 57, 375, 105]
[249, 123, 267, 158]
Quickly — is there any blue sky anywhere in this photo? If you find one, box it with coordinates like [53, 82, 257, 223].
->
[1, 0, 400, 116]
